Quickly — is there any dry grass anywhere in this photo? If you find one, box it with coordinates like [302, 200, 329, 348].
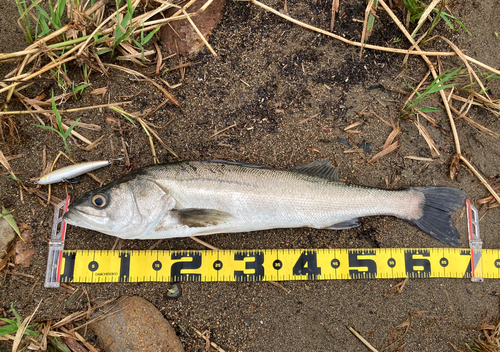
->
[1, 294, 118, 351]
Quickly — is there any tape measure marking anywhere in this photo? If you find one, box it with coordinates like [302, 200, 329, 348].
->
[57, 248, 500, 283]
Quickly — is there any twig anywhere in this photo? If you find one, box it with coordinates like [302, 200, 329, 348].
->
[330, 0, 339, 31]
[25, 277, 41, 303]
[2, 270, 35, 279]
[193, 328, 226, 352]
[440, 36, 491, 102]
[190, 236, 219, 250]
[268, 281, 291, 294]
[404, 156, 434, 162]
[414, 119, 440, 157]
[117, 120, 130, 168]
[348, 326, 379, 352]
[210, 123, 237, 138]
[138, 117, 179, 160]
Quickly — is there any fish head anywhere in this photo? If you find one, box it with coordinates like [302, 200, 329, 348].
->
[63, 176, 175, 239]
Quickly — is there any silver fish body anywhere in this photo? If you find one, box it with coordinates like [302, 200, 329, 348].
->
[63, 160, 466, 245]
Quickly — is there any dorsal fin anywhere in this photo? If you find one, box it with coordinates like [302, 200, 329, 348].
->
[288, 160, 340, 181]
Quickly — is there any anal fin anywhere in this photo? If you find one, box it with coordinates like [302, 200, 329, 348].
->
[325, 218, 361, 230]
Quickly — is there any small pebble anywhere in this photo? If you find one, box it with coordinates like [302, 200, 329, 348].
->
[244, 319, 251, 327]
[165, 283, 182, 299]
[336, 137, 352, 148]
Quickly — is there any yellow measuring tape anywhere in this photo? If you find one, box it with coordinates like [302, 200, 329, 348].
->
[46, 198, 493, 286]
[57, 247, 500, 283]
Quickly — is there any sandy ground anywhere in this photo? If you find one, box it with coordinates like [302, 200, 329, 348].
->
[1, 0, 500, 351]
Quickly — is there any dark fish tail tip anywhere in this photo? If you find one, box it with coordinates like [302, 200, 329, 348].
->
[408, 187, 466, 246]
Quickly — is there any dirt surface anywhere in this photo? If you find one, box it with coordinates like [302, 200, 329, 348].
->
[1, 0, 500, 351]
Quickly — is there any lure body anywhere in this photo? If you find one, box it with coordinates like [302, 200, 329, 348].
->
[36, 160, 112, 185]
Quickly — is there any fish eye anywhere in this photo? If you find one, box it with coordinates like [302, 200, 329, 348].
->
[91, 194, 107, 208]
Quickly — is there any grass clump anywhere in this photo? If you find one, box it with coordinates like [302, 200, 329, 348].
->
[0, 305, 39, 339]
[403, 0, 471, 38]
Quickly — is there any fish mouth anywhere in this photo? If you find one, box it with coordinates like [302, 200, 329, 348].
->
[63, 207, 107, 230]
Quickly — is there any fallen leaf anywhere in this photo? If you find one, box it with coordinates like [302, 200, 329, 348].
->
[369, 141, 399, 163]
[90, 86, 108, 98]
[14, 225, 36, 267]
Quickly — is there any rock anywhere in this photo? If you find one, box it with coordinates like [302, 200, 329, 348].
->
[160, 0, 226, 57]
[0, 217, 15, 259]
[89, 296, 185, 352]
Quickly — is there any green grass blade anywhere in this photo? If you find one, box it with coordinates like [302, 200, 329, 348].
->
[49, 336, 71, 352]
[56, 0, 65, 25]
[425, 83, 456, 95]
[0, 318, 18, 326]
[438, 11, 471, 35]
[32, 2, 51, 23]
[72, 83, 89, 97]
[417, 107, 440, 113]
[32, 124, 61, 135]
[63, 117, 81, 139]
[0, 325, 19, 337]
[49, 35, 90, 49]
[93, 33, 110, 44]
[112, 106, 136, 125]
[15, 0, 34, 43]
[0, 207, 21, 237]
[10, 304, 20, 323]
[141, 25, 161, 45]
[51, 93, 64, 133]
[96, 48, 112, 55]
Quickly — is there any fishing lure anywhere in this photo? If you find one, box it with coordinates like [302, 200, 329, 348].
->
[35, 159, 122, 185]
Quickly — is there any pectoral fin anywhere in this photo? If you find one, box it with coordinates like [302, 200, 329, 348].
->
[173, 208, 234, 228]
[326, 218, 361, 230]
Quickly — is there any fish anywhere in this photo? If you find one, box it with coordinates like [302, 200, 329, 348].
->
[63, 160, 466, 245]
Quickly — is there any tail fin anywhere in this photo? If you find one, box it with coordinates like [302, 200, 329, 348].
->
[408, 187, 466, 246]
